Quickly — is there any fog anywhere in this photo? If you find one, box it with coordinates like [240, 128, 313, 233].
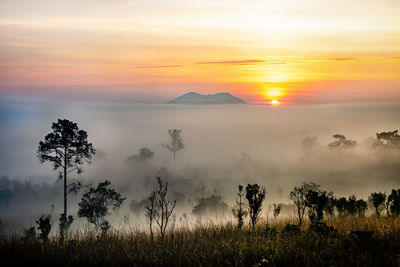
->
[1, 99, 400, 230]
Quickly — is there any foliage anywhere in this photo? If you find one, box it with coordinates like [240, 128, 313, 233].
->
[328, 134, 357, 150]
[369, 192, 387, 217]
[374, 130, 400, 148]
[59, 214, 73, 242]
[356, 199, 368, 217]
[289, 182, 319, 226]
[78, 180, 125, 232]
[273, 204, 281, 218]
[387, 189, 400, 217]
[36, 215, 52, 242]
[37, 119, 95, 216]
[162, 129, 184, 170]
[245, 184, 266, 230]
[126, 148, 154, 162]
[233, 185, 246, 229]
[193, 195, 228, 219]
[305, 189, 329, 225]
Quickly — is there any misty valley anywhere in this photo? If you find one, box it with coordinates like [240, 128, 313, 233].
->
[1, 101, 400, 266]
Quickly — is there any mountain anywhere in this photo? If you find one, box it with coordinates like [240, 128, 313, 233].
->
[166, 92, 246, 104]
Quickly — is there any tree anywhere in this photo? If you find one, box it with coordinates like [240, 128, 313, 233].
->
[245, 183, 266, 230]
[126, 148, 154, 162]
[334, 197, 347, 217]
[355, 199, 368, 217]
[145, 190, 157, 242]
[328, 134, 356, 150]
[193, 195, 228, 219]
[345, 195, 357, 216]
[145, 177, 176, 241]
[37, 119, 95, 217]
[387, 189, 400, 217]
[368, 192, 386, 217]
[78, 180, 125, 235]
[289, 182, 319, 226]
[154, 177, 176, 240]
[162, 129, 184, 170]
[374, 130, 400, 148]
[233, 185, 246, 229]
[273, 204, 282, 218]
[305, 189, 329, 225]
[36, 215, 52, 242]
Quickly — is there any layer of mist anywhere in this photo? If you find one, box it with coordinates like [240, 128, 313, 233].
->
[1, 99, 399, 230]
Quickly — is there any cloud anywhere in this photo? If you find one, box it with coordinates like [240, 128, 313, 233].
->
[196, 59, 285, 65]
[326, 57, 357, 61]
[132, 65, 184, 69]
[383, 57, 400, 60]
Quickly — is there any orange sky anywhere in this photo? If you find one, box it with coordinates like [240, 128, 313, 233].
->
[0, 0, 399, 104]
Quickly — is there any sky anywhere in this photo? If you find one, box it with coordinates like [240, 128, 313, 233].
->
[0, 0, 400, 104]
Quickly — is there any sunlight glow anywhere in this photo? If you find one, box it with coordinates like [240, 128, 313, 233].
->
[271, 99, 280, 105]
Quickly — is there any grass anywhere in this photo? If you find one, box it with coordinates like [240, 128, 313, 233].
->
[2, 217, 400, 266]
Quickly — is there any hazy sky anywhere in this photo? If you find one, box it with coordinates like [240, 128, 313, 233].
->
[0, 0, 399, 103]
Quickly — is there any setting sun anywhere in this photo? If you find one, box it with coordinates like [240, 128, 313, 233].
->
[271, 99, 280, 105]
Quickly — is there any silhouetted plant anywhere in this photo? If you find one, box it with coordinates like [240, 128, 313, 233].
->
[126, 148, 154, 162]
[368, 192, 386, 217]
[154, 177, 176, 240]
[273, 204, 281, 218]
[162, 129, 184, 171]
[345, 195, 357, 216]
[78, 180, 125, 234]
[245, 183, 265, 230]
[145, 190, 157, 242]
[355, 199, 368, 217]
[36, 214, 51, 242]
[232, 185, 247, 229]
[334, 197, 347, 217]
[37, 119, 95, 217]
[328, 134, 356, 150]
[59, 213, 73, 242]
[373, 130, 400, 148]
[193, 195, 228, 219]
[305, 189, 329, 225]
[387, 189, 400, 217]
[289, 182, 319, 226]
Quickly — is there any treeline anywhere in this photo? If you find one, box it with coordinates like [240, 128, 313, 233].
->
[9, 118, 400, 242]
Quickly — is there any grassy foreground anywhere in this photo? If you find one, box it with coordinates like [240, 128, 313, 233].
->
[2, 217, 400, 266]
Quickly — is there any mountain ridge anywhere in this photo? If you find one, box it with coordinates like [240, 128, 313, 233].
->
[166, 92, 246, 104]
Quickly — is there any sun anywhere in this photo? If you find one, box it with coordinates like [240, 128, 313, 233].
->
[271, 99, 280, 105]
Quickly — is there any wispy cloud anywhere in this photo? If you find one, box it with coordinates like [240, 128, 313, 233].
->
[383, 57, 400, 60]
[132, 65, 184, 69]
[196, 59, 285, 65]
[326, 57, 357, 61]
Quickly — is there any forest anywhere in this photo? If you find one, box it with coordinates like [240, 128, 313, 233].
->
[1, 119, 400, 266]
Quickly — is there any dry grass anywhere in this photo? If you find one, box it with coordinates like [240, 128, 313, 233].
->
[2, 217, 400, 266]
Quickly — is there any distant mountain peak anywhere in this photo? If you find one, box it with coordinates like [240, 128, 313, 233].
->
[167, 92, 246, 105]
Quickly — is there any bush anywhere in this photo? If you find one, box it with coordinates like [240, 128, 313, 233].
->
[36, 215, 52, 242]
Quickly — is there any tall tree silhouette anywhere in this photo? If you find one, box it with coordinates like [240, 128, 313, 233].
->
[37, 119, 95, 217]
[246, 183, 265, 230]
[162, 129, 184, 170]
[368, 192, 386, 217]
